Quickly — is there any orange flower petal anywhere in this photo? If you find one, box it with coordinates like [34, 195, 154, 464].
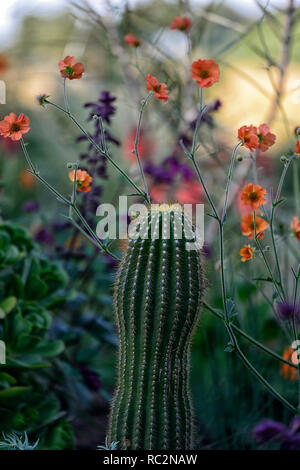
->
[240, 244, 253, 262]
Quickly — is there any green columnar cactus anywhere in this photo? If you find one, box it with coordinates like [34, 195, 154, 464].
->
[108, 204, 205, 450]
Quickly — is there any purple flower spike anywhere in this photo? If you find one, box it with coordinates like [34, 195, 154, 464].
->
[85, 90, 116, 125]
[76, 91, 119, 222]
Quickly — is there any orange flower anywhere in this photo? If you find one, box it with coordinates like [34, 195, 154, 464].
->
[68, 169, 92, 192]
[241, 213, 269, 239]
[257, 124, 276, 152]
[291, 216, 300, 241]
[295, 141, 300, 154]
[281, 348, 298, 381]
[240, 183, 267, 211]
[124, 33, 141, 47]
[170, 16, 192, 33]
[0, 113, 30, 141]
[238, 125, 259, 152]
[146, 74, 169, 102]
[58, 56, 84, 80]
[191, 59, 219, 88]
[240, 244, 254, 262]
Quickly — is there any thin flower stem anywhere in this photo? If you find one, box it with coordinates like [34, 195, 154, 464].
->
[294, 159, 299, 216]
[20, 138, 69, 205]
[69, 163, 78, 218]
[70, 112, 148, 201]
[253, 211, 284, 301]
[134, 48, 145, 78]
[191, 88, 207, 158]
[292, 274, 300, 409]
[218, 141, 241, 321]
[204, 301, 297, 368]
[218, 221, 229, 321]
[63, 215, 103, 251]
[269, 220, 284, 294]
[191, 157, 219, 219]
[46, 100, 149, 202]
[251, 149, 258, 185]
[180, 91, 219, 219]
[71, 205, 119, 261]
[134, 93, 152, 202]
[98, 116, 107, 153]
[275, 155, 296, 202]
[64, 212, 119, 260]
[20, 138, 120, 261]
[227, 323, 297, 413]
[63, 78, 70, 114]
[268, 155, 296, 293]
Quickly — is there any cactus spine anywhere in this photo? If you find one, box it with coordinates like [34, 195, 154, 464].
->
[108, 204, 204, 450]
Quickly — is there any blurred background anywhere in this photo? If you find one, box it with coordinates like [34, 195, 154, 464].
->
[0, 0, 300, 450]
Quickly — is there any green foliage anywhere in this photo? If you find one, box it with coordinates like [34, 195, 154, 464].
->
[0, 222, 73, 448]
[108, 206, 205, 450]
[38, 419, 74, 450]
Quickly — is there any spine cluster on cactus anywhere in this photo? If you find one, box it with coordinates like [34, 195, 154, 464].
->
[108, 204, 205, 450]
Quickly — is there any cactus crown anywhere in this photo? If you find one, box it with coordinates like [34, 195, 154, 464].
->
[108, 204, 205, 450]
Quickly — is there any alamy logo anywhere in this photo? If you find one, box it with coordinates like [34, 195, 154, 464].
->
[0, 80, 6, 104]
[0, 340, 6, 364]
[95, 199, 205, 251]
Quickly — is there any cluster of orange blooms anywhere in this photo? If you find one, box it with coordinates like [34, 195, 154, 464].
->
[239, 183, 268, 262]
[237, 124, 300, 261]
[0, 47, 221, 195]
[238, 181, 300, 262]
[144, 56, 219, 103]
